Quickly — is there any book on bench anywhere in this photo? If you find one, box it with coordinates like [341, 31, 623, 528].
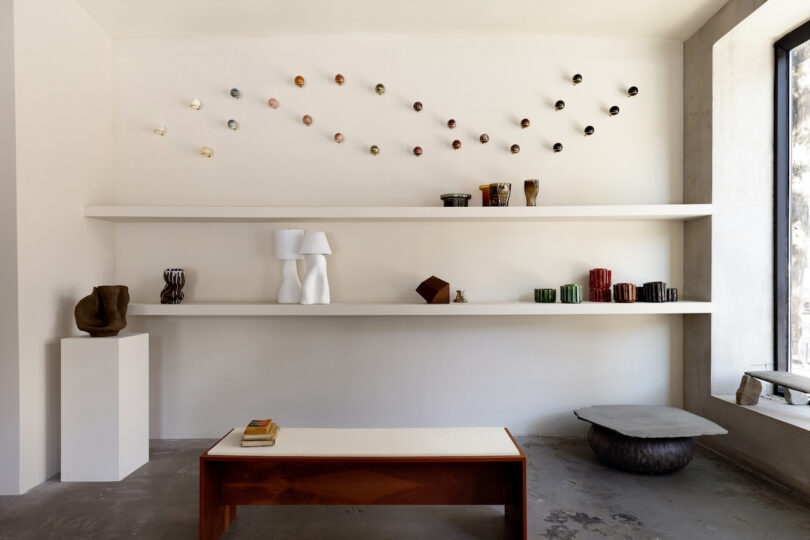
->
[241, 419, 280, 447]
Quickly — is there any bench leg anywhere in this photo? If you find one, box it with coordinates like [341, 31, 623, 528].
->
[200, 460, 236, 540]
[504, 461, 526, 540]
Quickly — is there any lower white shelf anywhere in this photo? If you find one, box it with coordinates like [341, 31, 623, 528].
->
[127, 301, 712, 317]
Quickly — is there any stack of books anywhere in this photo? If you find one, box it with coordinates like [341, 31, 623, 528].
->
[241, 419, 280, 447]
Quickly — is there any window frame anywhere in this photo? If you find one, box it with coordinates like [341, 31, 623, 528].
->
[774, 20, 810, 373]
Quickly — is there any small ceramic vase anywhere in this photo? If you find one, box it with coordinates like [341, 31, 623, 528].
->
[643, 282, 666, 303]
[160, 268, 185, 304]
[613, 283, 637, 303]
[667, 288, 679, 302]
[560, 284, 583, 304]
[534, 289, 556, 303]
[524, 180, 539, 206]
[480, 185, 491, 206]
[589, 288, 612, 302]
[589, 269, 612, 290]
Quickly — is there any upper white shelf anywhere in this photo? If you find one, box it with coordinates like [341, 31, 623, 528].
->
[127, 301, 712, 317]
[85, 204, 713, 223]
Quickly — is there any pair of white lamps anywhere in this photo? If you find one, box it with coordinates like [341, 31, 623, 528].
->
[275, 229, 332, 304]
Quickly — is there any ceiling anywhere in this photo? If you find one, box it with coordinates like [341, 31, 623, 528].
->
[76, 0, 729, 41]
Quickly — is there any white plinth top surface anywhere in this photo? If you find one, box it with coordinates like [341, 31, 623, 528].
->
[207, 427, 521, 457]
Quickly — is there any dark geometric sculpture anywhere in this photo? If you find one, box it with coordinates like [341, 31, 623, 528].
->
[160, 268, 186, 304]
[586, 425, 696, 475]
[74, 285, 130, 337]
[416, 276, 450, 304]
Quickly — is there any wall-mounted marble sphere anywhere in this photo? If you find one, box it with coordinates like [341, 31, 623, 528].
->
[370, 145, 380, 155]
[200, 146, 213, 158]
[152, 125, 166, 136]
[609, 105, 620, 116]
[334, 132, 344, 143]
[555, 100, 565, 111]
[267, 97, 279, 109]
[584, 125, 595, 136]
[452, 139, 461, 150]
[227, 119, 239, 131]
[413, 146, 423, 156]
[302, 114, 313, 126]
[511, 144, 520, 154]
[480, 134, 489, 144]
[447, 119, 456, 129]
[627, 85, 639, 97]
[375, 83, 385, 95]
[553, 142, 563, 152]
[520, 118, 530, 129]
[189, 98, 202, 110]
[413, 101, 423, 112]
[335, 74, 345, 85]
[572, 73, 583, 85]
[295, 75, 305, 87]
[230, 88, 241, 99]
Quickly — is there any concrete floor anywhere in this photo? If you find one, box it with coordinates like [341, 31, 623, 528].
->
[1, 437, 809, 539]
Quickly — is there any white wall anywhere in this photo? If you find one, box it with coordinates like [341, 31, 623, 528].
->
[12, 0, 115, 492]
[111, 36, 685, 437]
[114, 37, 682, 206]
[0, 0, 20, 496]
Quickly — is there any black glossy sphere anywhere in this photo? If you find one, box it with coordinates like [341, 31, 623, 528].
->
[555, 100, 565, 111]
[627, 86, 639, 97]
[584, 125, 595, 136]
[572, 73, 583, 85]
[553, 142, 563, 153]
[609, 105, 620, 116]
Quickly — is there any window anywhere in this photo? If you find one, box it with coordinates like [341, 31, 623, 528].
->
[776, 20, 810, 377]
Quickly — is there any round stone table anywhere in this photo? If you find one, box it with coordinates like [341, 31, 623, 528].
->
[574, 405, 727, 474]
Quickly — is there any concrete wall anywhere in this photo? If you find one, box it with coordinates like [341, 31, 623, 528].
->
[684, 0, 810, 498]
[0, 0, 20, 496]
[110, 35, 685, 437]
[12, 0, 116, 493]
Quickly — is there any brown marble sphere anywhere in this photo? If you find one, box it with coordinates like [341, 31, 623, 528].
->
[447, 119, 456, 129]
[294, 75, 305, 87]
[452, 140, 461, 150]
[335, 73, 345, 85]
[520, 118, 530, 128]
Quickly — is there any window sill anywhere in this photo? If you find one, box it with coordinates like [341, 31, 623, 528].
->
[713, 394, 810, 431]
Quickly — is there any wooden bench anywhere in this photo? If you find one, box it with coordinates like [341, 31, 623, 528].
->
[200, 427, 526, 539]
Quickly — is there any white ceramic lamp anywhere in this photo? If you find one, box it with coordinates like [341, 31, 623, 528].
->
[299, 232, 332, 305]
[274, 229, 304, 304]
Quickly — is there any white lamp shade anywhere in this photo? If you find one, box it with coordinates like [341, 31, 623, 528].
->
[299, 231, 332, 255]
[275, 229, 304, 260]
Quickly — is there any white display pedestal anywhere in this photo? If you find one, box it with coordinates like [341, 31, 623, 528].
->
[60, 333, 149, 482]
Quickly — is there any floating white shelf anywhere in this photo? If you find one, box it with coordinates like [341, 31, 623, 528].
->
[85, 204, 713, 223]
[127, 301, 712, 317]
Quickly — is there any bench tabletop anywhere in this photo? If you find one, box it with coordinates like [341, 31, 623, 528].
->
[206, 427, 522, 458]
